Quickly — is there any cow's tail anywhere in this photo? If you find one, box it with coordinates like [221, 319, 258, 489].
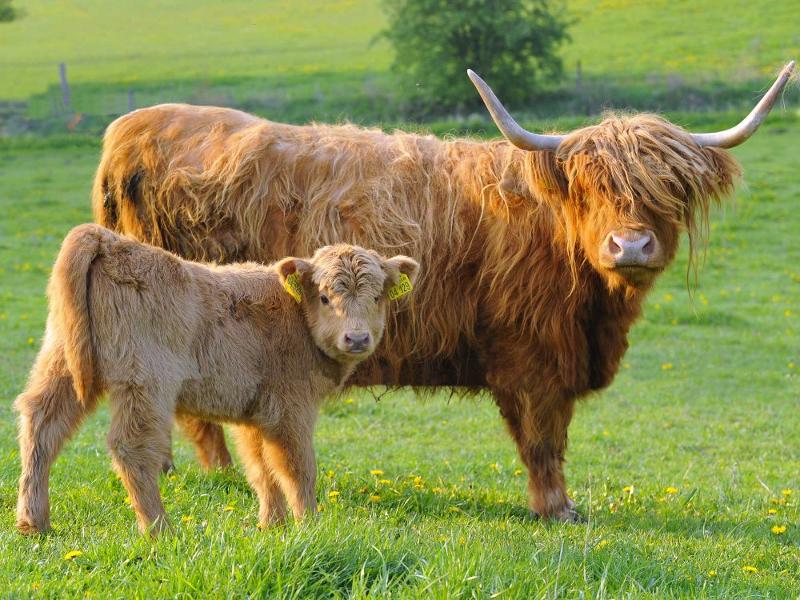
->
[49, 223, 112, 403]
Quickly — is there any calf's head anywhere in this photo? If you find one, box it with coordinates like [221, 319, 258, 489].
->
[469, 62, 794, 292]
[276, 244, 420, 362]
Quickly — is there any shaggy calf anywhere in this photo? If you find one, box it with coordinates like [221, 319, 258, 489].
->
[15, 224, 419, 535]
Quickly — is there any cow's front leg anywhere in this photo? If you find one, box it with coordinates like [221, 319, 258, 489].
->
[495, 390, 579, 522]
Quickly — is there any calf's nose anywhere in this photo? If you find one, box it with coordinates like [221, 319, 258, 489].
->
[602, 229, 658, 267]
[344, 331, 371, 353]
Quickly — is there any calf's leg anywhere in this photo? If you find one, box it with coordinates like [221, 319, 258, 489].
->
[107, 383, 174, 536]
[232, 424, 287, 527]
[261, 415, 318, 520]
[176, 413, 232, 471]
[16, 348, 97, 535]
[495, 390, 579, 522]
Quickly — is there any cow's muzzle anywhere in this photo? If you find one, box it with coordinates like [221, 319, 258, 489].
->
[599, 228, 664, 273]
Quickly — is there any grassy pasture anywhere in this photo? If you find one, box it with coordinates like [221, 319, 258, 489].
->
[0, 117, 798, 596]
[1, 0, 799, 596]
[1, 0, 799, 132]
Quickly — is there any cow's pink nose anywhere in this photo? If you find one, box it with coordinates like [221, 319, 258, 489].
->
[601, 229, 659, 268]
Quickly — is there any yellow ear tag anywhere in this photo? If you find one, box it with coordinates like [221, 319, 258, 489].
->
[284, 272, 302, 303]
[387, 273, 413, 301]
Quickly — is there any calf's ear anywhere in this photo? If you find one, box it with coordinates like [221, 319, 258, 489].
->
[383, 255, 421, 286]
[276, 257, 313, 289]
[277, 256, 312, 277]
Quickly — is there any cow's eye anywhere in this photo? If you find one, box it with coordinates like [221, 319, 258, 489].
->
[374, 295, 381, 303]
[320, 294, 329, 305]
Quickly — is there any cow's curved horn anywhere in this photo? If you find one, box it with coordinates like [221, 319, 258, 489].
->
[467, 69, 564, 151]
[691, 60, 795, 148]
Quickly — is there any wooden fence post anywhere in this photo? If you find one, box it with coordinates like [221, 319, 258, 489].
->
[58, 62, 71, 113]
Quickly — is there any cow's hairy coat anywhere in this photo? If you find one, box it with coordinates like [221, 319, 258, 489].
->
[15, 223, 418, 535]
[93, 104, 741, 519]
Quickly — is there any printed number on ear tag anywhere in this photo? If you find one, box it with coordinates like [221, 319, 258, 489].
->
[387, 273, 413, 301]
[284, 273, 302, 303]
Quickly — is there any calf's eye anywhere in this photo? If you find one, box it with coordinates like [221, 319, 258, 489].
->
[374, 295, 381, 303]
[320, 294, 329, 305]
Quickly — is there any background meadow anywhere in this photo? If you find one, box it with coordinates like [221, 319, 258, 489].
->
[0, 0, 798, 597]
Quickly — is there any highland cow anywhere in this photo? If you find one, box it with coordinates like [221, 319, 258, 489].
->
[15, 224, 419, 535]
[91, 63, 794, 521]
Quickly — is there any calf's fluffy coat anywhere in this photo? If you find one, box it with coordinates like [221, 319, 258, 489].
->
[15, 224, 419, 534]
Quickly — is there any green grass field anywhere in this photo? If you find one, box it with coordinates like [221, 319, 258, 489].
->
[0, 119, 798, 597]
[1, 0, 799, 597]
[2, 0, 798, 131]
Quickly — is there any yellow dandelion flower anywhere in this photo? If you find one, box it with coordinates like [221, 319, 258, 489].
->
[369, 494, 381, 502]
[623, 485, 634, 494]
[378, 479, 391, 485]
[489, 462, 501, 472]
[223, 505, 235, 512]
[31, 583, 41, 590]
[663, 293, 674, 302]
[768, 508, 777, 515]
[664, 486, 679, 494]
[781, 489, 792, 496]
[742, 565, 758, 573]
[661, 363, 673, 370]
[181, 515, 194, 523]
[513, 469, 523, 476]
[344, 398, 355, 404]
[328, 490, 340, 498]
[64, 550, 82, 560]
[448, 506, 461, 513]
[771, 525, 787, 534]
[27, 337, 34, 345]
[369, 469, 384, 476]
[326, 470, 335, 478]
[707, 570, 716, 577]
[596, 539, 609, 549]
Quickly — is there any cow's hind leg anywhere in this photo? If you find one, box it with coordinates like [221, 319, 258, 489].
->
[15, 348, 97, 535]
[107, 383, 174, 536]
[176, 414, 232, 471]
[232, 424, 287, 527]
[496, 390, 579, 522]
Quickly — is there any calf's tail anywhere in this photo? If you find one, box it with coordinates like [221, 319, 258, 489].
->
[49, 223, 113, 403]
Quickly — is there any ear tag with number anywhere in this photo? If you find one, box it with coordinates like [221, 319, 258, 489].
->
[284, 272, 302, 303]
[387, 273, 413, 301]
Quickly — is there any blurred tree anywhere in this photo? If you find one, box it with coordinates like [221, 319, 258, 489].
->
[379, 0, 571, 115]
[0, 0, 19, 22]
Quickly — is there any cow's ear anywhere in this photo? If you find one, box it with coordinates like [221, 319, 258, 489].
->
[527, 150, 569, 207]
[384, 255, 420, 287]
[276, 257, 312, 302]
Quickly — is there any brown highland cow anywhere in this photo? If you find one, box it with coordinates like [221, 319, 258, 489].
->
[15, 224, 419, 535]
[91, 63, 794, 521]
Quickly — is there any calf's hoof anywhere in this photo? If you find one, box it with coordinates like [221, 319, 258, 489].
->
[16, 518, 49, 536]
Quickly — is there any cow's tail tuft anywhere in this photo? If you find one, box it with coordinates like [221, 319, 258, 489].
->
[49, 223, 111, 403]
